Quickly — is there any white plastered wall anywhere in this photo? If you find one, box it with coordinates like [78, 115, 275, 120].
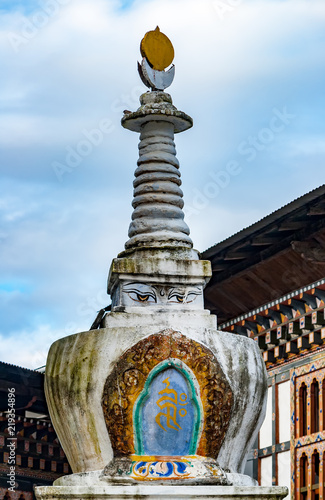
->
[259, 386, 272, 449]
[260, 455, 272, 486]
[278, 381, 291, 444]
[277, 451, 291, 500]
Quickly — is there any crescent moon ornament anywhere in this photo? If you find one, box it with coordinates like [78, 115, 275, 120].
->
[138, 27, 176, 91]
[139, 57, 175, 91]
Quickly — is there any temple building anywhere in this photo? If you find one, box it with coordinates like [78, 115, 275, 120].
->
[0, 362, 71, 499]
[203, 183, 325, 500]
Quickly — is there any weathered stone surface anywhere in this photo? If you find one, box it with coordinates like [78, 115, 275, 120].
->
[44, 310, 266, 477]
[35, 484, 288, 499]
[122, 93, 193, 251]
[52, 469, 257, 487]
[107, 257, 212, 301]
[122, 92, 193, 134]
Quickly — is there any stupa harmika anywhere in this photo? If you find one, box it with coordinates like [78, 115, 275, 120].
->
[35, 28, 287, 499]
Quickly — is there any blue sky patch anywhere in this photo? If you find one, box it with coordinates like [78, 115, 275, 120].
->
[0, 282, 32, 293]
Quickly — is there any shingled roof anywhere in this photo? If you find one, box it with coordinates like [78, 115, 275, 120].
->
[202, 184, 325, 324]
[0, 361, 47, 414]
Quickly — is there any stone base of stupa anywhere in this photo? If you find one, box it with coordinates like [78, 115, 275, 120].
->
[35, 484, 288, 500]
[35, 470, 288, 499]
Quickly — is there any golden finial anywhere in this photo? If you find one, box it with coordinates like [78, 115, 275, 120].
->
[140, 26, 174, 71]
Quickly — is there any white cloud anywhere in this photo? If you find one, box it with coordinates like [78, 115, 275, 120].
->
[0, 0, 324, 367]
[188, 205, 265, 252]
[0, 324, 70, 369]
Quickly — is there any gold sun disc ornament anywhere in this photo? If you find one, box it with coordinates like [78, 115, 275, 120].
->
[140, 26, 174, 71]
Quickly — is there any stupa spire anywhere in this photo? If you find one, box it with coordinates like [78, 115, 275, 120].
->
[121, 28, 193, 252]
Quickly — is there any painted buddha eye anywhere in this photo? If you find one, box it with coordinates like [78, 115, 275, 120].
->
[124, 289, 156, 303]
[168, 290, 186, 303]
[167, 287, 202, 304]
[137, 294, 150, 302]
[186, 290, 202, 303]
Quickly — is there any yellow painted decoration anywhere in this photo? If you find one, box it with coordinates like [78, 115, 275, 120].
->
[140, 26, 174, 71]
[155, 377, 188, 432]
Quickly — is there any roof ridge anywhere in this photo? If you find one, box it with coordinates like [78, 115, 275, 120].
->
[202, 183, 325, 257]
[0, 360, 43, 373]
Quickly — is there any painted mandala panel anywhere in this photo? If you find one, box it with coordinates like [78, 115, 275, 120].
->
[102, 330, 233, 459]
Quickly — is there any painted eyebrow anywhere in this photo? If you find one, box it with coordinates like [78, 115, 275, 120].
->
[167, 289, 186, 299]
[124, 288, 156, 296]
[123, 282, 147, 287]
[123, 283, 154, 290]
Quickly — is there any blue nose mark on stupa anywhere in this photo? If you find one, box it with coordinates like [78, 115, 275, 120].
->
[134, 362, 201, 456]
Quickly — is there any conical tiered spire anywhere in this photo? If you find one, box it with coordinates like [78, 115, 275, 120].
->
[119, 28, 194, 252]
[107, 28, 211, 301]
[122, 91, 193, 250]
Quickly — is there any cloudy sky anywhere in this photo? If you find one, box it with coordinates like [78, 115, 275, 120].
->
[0, 0, 324, 368]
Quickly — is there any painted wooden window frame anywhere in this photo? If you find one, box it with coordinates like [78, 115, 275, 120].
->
[291, 361, 325, 500]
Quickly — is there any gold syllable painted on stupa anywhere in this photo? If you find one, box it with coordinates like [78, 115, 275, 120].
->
[155, 377, 188, 432]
